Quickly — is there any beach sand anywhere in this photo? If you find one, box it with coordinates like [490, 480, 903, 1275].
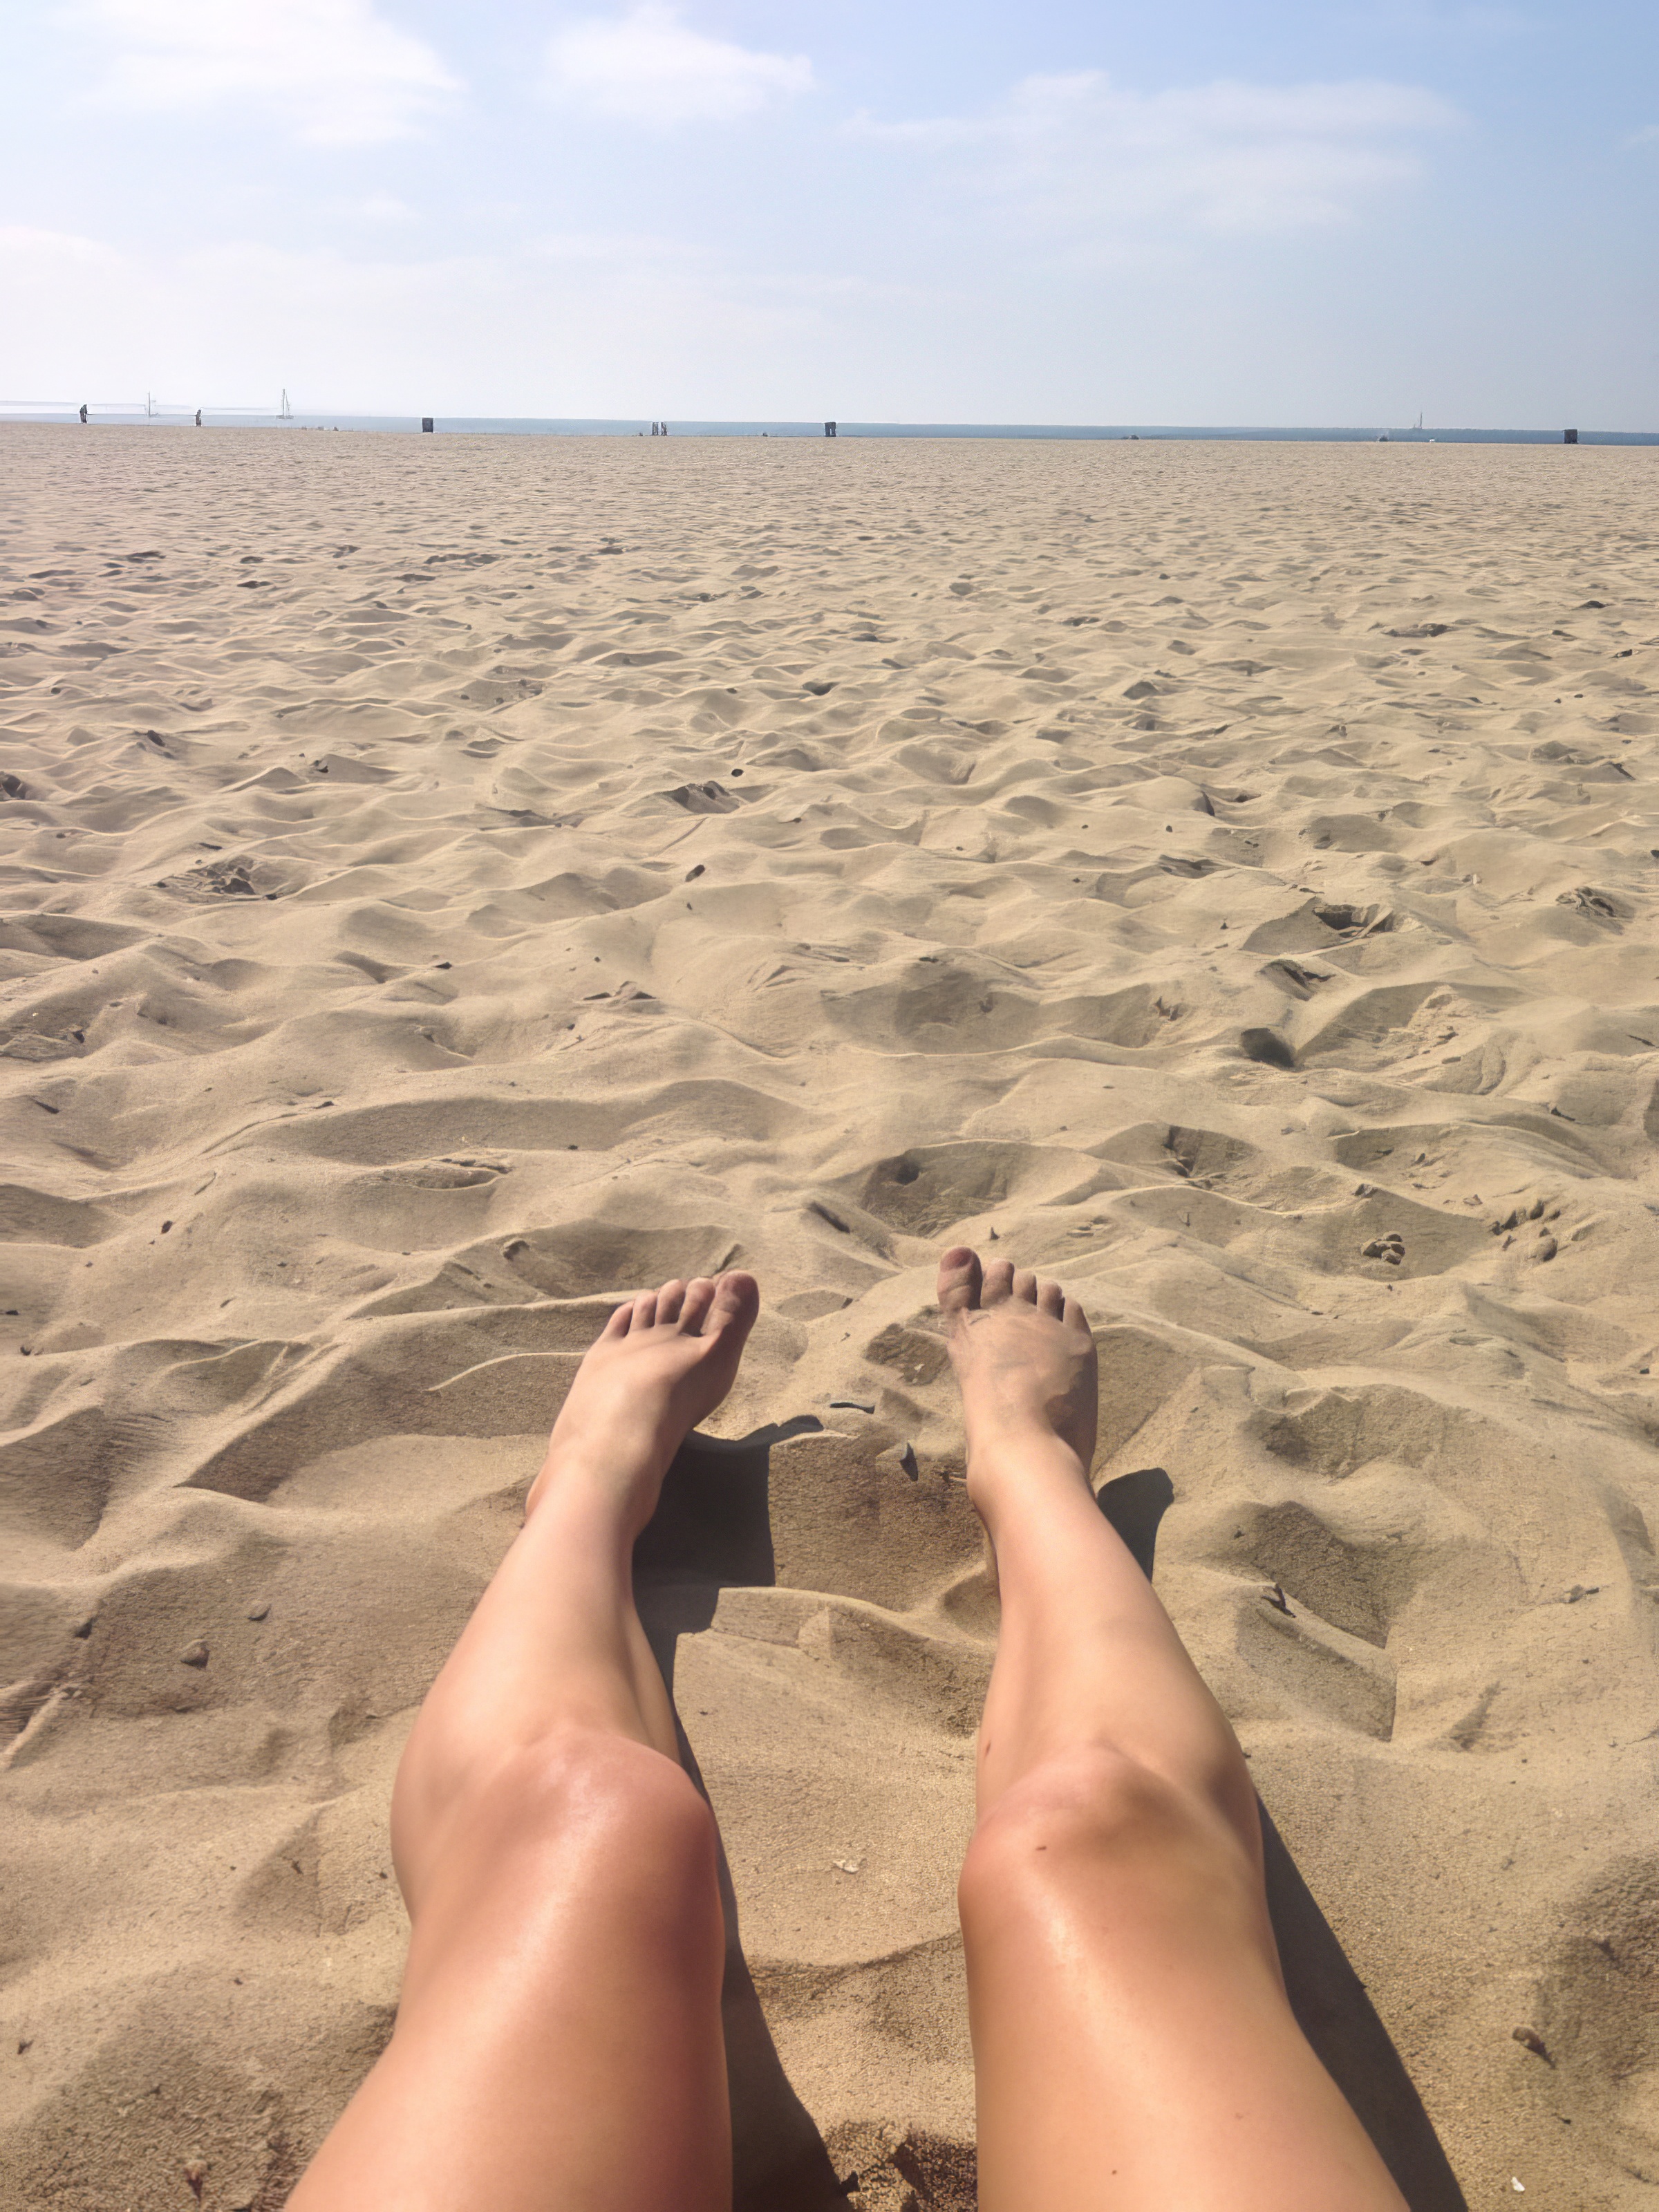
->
[3, 422, 1658, 2209]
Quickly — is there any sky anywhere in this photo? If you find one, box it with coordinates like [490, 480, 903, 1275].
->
[2, 0, 1656, 426]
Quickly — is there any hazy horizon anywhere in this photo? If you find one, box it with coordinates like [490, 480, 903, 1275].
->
[8, 415, 1656, 442]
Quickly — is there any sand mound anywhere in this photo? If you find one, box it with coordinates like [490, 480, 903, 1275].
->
[3, 425, 1658, 2207]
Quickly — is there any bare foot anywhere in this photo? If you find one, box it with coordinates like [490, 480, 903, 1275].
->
[525, 1273, 760, 1533]
[937, 1246, 1098, 1525]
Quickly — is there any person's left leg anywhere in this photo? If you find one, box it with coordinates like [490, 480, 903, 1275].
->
[936, 1250, 1406, 2211]
[289, 1273, 760, 2212]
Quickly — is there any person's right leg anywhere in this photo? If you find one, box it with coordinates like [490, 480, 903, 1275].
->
[289, 1274, 758, 2212]
[940, 1248, 1407, 2212]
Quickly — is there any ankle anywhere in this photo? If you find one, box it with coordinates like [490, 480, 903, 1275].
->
[525, 1439, 670, 1532]
[965, 1426, 1092, 1519]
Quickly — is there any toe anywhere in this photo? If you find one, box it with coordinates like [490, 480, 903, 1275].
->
[629, 1289, 658, 1332]
[704, 1271, 760, 1342]
[982, 1259, 1016, 1306]
[1038, 1278, 1065, 1318]
[937, 1246, 982, 1315]
[1013, 1270, 1038, 1304]
[655, 1279, 687, 1325]
[677, 1277, 718, 1334]
[1063, 1294, 1094, 1342]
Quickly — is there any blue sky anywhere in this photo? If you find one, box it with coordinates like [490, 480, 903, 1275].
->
[3, 1, 1656, 424]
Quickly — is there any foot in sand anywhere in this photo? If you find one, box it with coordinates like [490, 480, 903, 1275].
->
[525, 1272, 760, 1530]
[937, 1245, 1099, 1524]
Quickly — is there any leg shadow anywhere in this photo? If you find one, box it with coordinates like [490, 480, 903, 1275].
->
[635, 1426, 853, 2212]
[1097, 1465, 1176, 1578]
[1260, 1811, 1468, 2212]
[1097, 1470, 1468, 2212]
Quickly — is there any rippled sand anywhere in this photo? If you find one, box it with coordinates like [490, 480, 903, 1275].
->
[3, 424, 1659, 2209]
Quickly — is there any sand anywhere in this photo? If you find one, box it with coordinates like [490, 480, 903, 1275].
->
[2, 422, 1658, 2209]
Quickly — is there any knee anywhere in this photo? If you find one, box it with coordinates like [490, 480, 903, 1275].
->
[493, 1730, 716, 1864]
[958, 1747, 1260, 1944]
[397, 1728, 720, 1924]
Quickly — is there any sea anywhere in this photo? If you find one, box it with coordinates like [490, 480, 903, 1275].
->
[5, 412, 1656, 444]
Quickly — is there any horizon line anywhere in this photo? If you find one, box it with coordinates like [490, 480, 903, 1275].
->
[3, 409, 1655, 442]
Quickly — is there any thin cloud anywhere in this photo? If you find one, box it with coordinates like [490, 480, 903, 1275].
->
[0, 223, 121, 263]
[543, 5, 812, 126]
[859, 70, 1460, 236]
[71, 0, 460, 145]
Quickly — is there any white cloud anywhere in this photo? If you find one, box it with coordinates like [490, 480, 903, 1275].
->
[861, 71, 1459, 237]
[355, 191, 415, 220]
[71, 0, 459, 144]
[543, 5, 811, 126]
[0, 223, 121, 265]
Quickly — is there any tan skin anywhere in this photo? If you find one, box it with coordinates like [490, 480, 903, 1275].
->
[290, 1255, 1407, 2212]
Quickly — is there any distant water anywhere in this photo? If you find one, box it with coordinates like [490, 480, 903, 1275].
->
[6, 411, 1656, 444]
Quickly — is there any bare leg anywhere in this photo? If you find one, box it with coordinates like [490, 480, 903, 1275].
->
[289, 1273, 760, 2212]
[940, 1248, 1407, 2212]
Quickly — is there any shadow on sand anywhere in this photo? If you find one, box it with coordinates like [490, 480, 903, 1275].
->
[1101, 1468, 1468, 2212]
[634, 1436, 1467, 2212]
[635, 1423, 852, 2211]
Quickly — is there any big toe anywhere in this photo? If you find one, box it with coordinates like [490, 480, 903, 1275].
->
[704, 1270, 760, 1346]
[937, 1246, 982, 1314]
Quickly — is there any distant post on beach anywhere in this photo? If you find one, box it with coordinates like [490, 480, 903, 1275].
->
[825, 421, 837, 438]
[422, 417, 434, 433]
[1564, 428, 1578, 444]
